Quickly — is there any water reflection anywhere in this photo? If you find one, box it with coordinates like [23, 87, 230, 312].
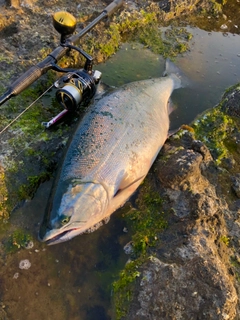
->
[98, 28, 240, 129]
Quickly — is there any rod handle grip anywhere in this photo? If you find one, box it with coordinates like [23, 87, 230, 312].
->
[9, 65, 43, 96]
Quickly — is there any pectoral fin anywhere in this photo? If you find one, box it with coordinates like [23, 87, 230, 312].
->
[106, 174, 146, 216]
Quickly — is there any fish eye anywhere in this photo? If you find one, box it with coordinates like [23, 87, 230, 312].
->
[61, 216, 70, 225]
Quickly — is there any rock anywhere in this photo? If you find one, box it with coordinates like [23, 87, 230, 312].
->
[124, 241, 134, 255]
[231, 174, 240, 198]
[157, 147, 203, 190]
[122, 119, 240, 319]
[130, 253, 237, 320]
[158, 0, 171, 12]
[191, 139, 213, 162]
[220, 24, 228, 30]
[221, 86, 240, 118]
[7, 0, 20, 7]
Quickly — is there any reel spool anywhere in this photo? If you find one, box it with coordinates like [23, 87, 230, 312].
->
[54, 70, 102, 111]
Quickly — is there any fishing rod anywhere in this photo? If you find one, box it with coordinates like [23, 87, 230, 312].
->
[0, 0, 123, 128]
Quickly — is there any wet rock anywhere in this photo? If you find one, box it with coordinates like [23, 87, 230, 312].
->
[123, 122, 240, 319]
[191, 139, 213, 162]
[157, 147, 203, 190]
[158, 0, 171, 13]
[231, 174, 240, 198]
[7, 0, 19, 7]
[19, 259, 31, 269]
[131, 253, 237, 320]
[124, 241, 134, 255]
[221, 86, 240, 118]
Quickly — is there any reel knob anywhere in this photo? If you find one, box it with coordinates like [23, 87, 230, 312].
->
[52, 11, 77, 43]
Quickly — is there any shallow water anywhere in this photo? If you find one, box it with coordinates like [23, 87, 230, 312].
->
[97, 28, 240, 129]
[0, 182, 132, 320]
[1, 18, 240, 320]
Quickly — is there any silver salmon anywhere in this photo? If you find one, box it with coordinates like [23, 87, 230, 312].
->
[39, 59, 184, 245]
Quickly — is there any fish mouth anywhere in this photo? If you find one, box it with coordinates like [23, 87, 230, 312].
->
[39, 228, 78, 245]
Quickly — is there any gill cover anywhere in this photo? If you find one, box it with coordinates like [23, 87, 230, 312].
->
[39, 181, 108, 244]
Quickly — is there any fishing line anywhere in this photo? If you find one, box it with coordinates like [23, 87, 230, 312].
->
[0, 84, 54, 136]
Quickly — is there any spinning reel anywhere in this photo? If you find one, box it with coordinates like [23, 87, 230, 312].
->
[42, 11, 102, 128]
[0, 0, 123, 129]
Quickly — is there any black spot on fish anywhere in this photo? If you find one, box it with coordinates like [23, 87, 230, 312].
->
[100, 111, 113, 118]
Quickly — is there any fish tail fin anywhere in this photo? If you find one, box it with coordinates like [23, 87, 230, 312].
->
[163, 58, 189, 89]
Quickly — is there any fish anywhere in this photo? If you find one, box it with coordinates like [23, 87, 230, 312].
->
[39, 59, 185, 245]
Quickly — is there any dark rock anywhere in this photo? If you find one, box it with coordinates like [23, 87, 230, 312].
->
[7, 0, 19, 7]
[192, 139, 213, 162]
[221, 86, 240, 118]
[125, 125, 240, 319]
[128, 254, 237, 320]
[231, 174, 240, 198]
[158, 0, 171, 13]
[0, 23, 18, 39]
[157, 147, 203, 189]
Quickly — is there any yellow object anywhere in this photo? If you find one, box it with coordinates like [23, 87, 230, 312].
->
[52, 11, 77, 36]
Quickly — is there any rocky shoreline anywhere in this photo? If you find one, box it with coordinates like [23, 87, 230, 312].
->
[123, 104, 240, 318]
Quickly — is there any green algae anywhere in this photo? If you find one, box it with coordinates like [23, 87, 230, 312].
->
[112, 9, 191, 58]
[113, 179, 167, 319]
[192, 106, 235, 164]
[77, 7, 192, 64]
[18, 172, 52, 200]
[5, 229, 33, 253]
[113, 259, 142, 320]
[0, 168, 9, 220]
[219, 235, 230, 246]
[0, 72, 66, 218]
[126, 184, 167, 255]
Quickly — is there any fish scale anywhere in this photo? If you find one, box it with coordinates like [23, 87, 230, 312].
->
[39, 60, 185, 244]
[62, 79, 170, 186]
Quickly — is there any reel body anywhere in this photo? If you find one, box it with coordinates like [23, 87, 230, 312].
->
[41, 11, 102, 128]
[42, 69, 102, 128]
[55, 69, 102, 111]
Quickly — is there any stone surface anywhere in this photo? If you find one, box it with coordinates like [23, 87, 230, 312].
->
[124, 126, 240, 320]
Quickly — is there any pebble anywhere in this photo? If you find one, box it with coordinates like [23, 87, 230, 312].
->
[220, 24, 228, 30]
[25, 241, 34, 249]
[19, 259, 31, 270]
[124, 241, 134, 255]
